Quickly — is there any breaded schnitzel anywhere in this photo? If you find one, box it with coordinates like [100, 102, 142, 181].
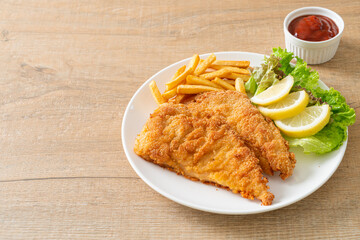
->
[187, 91, 296, 179]
[134, 103, 274, 205]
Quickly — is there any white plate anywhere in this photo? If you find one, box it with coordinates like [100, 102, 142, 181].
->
[121, 52, 347, 214]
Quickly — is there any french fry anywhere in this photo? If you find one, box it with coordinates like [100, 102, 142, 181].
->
[162, 88, 177, 100]
[204, 68, 216, 73]
[166, 54, 200, 90]
[200, 68, 230, 80]
[186, 75, 223, 89]
[165, 65, 186, 91]
[149, 80, 166, 105]
[150, 53, 252, 104]
[172, 65, 186, 80]
[168, 93, 186, 103]
[177, 85, 222, 94]
[212, 77, 236, 90]
[210, 65, 250, 75]
[193, 53, 216, 76]
[235, 78, 246, 94]
[173, 94, 185, 103]
[223, 79, 235, 85]
[212, 60, 250, 68]
[226, 72, 251, 81]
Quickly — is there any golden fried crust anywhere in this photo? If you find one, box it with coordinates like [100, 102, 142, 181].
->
[135, 103, 274, 205]
[188, 91, 296, 180]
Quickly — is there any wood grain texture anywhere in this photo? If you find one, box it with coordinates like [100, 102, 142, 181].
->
[0, 0, 359, 239]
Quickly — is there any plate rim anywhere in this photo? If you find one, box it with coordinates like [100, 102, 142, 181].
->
[121, 51, 347, 215]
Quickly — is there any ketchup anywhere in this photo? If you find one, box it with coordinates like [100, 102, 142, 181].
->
[288, 15, 339, 41]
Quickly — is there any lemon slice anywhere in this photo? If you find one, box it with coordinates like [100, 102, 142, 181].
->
[251, 75, 294, 106]
[274, 104, 331, 138]
[257, 90, 309, 120]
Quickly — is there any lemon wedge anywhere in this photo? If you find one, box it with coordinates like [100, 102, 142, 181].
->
[274, 104, 331, 138]
[251, 75, 294, 106]
[257, 90, 309, 120]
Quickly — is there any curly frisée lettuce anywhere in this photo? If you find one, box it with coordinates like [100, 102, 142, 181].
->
[249, 54, 283, 95]
[250, 47, 356, 154]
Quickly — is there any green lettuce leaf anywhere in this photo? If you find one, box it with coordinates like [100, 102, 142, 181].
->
[291, 58, 319, 90]
[255, 70, 278, 95]
[245, 76, 257, 95]
[271, 47, 356, 154]
[273, 47, 319, 90]
[312, 87, 356, 126]
[285, 122, 347, 154]
[251, 55, 281, 95]
[272, 48, 355, 127]
[272, 47, 294, 75]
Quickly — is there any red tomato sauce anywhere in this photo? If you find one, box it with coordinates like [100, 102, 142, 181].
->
[288, 15, 339, 41]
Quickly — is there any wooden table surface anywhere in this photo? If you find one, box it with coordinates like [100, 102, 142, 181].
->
[1, 0, 359, 239]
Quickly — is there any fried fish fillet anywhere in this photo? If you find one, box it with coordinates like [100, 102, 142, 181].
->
[187, 91, 296, 179]
[134, 103, 274, 205]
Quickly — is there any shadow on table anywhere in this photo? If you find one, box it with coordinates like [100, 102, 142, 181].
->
[316, 36, 360, 77]
[179, 147, 357, 238]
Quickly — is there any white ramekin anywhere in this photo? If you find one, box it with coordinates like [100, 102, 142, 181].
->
[284, 7, 344, 65]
